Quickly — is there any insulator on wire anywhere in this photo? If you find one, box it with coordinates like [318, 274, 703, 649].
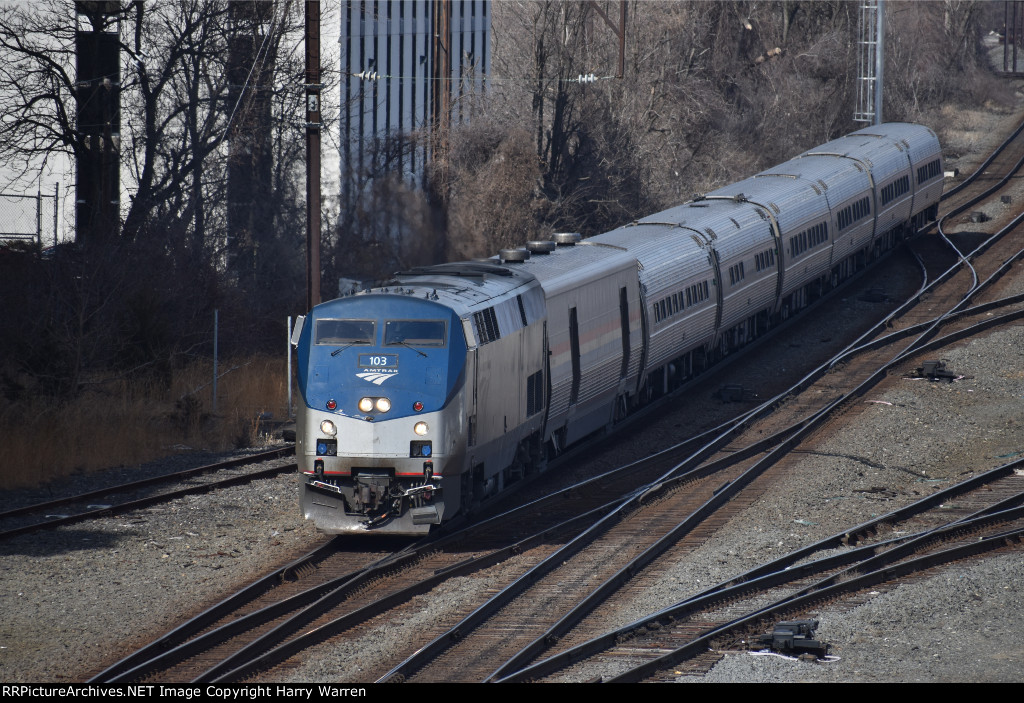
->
[356, 70, 380, 81]
[576, 73, 597, 84]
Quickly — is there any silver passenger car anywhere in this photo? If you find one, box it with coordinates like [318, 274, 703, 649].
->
[705, 173, 833, 313]
[506, 237, 642, 448]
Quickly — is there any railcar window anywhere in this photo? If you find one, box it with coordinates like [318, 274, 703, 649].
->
[729, 261, 746, 286]
[686, 280, 710, 304]
[656, 279, 711, 324]
[384, 320, 447, 346]
[881, 175, 910, 206]
[756, 247, 776, 271]
[917, 159, 941, 184]
[619, 287, 630, 378]
[838, 197, 871, 232]
[315, 319, 375, 345]
[569, 308, 581, 404]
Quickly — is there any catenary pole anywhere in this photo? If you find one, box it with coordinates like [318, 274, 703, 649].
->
[305, 1, 322, 309]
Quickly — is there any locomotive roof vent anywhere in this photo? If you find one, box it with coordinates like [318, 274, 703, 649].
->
[499, 247, 531, 263]
[526, 240, 556, 254]
[552, 232, 582, 246]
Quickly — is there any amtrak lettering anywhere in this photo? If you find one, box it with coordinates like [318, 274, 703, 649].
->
[355, 369, 398, 385]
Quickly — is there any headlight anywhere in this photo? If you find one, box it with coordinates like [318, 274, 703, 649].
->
[375, 397, 391, 413]
[320, 420, 337, 436]
[358, 397, 374, 413]
[414, 421, 429, 436]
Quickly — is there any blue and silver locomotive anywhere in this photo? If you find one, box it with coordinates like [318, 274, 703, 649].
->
[294, 262, 549, 534]
[293, 123, 943, 535]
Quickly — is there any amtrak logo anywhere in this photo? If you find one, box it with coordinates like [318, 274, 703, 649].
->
[356, 370, 397, 385]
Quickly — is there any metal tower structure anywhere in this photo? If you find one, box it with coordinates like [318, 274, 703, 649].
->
[854, 0, 884, 125]
[1004, 2, 1024, 76]
[74, 1, 121, 246]
[227, 0, 276, 287]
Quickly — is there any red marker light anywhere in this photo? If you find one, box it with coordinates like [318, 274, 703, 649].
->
[326, 399, 337, 410]
[413, 401, 423, 412]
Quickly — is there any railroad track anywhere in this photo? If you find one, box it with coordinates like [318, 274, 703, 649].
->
[373, 289, 1024, 682]
[0, 446, 296, 540]
[367, 120, 1024, 682]
[90, 424, 736, 683]
[90, 118, 1024, 684]
[497, 458, 1024, 682]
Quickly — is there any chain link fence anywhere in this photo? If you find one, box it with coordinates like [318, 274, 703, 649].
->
[0, 186, 59, 249]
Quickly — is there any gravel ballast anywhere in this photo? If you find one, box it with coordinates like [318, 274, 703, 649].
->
[4, 106, 1024, 684]
[0, 460, 321, 683]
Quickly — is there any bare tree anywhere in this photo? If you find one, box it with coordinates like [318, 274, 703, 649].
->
[446, 0, 990, 264]
[0, 1, 315, 396]
[0, 2, 82, 183]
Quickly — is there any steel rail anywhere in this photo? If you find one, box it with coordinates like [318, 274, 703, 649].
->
[483, 237, 1024, 680]
[201, 500, 626, 683]
[496, 456, 1024, 681]
[0, 446, 293, 522]
[604, 521, 1024, 682]
[89, 536, 341, 682]
[1, 460, 295, 540]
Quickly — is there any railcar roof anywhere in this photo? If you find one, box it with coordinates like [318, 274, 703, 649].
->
[335, 260, 540, 316]
[764, 153, 868, 186]
[800, 122, 938, 165]
[498, 240, 637, 297]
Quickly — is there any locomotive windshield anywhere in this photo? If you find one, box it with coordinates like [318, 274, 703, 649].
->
[384, 319, 447, 347]
[315, 319, 375, 345]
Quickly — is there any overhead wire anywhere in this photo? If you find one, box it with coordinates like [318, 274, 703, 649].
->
[347, 70, 613, 84]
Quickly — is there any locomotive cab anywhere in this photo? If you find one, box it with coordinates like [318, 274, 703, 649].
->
[295, 294, 469, 534]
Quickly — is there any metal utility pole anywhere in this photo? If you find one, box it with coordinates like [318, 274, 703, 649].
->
[875, 0, 884, 125]
[305, 0, 322, 310]
[430, 0, 452, 167]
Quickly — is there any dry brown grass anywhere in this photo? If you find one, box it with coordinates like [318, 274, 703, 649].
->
[0, 354, 291, 491]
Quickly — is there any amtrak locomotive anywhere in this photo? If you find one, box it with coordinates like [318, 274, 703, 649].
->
[292, 122, 943, 534]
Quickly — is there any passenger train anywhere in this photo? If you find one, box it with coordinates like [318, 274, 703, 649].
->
[292, 122, 943, 534]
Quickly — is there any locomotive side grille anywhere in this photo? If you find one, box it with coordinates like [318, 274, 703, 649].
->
[473, 307, 500, 345]
[526, 370, 544, 416]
